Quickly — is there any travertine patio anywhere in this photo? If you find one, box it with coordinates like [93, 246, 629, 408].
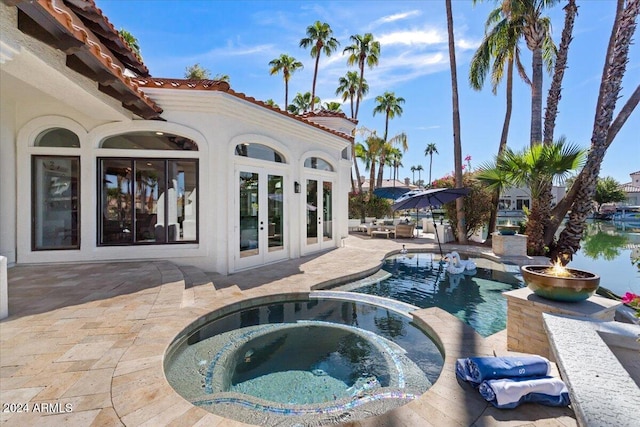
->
[0, 235, 577, 426]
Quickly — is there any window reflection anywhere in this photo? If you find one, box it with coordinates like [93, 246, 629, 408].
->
[99, 158, 198, 245]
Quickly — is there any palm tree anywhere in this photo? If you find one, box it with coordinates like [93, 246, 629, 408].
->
[504, 0, 560, 146]
[386, 147, 403, 181]
[477, 138, 585, 255]
[323, 102, 343, 112]
[264, 99, 280, 109]
[373, 91, 406, 187]
[470, 1, 531, 237]
[185, 63, 210, 79]
[336, 71, 368, 193]
[415, 165, 424, 187]
[410, 166, 417, 185]
[118, 29, 141, 58]
[336, 71, 369, 119]
[300, 21, 340, 112]
[343, 33, 381, 120]
[424, 143, 439, 188]
[268, 54, 304, 110]
[354, 130, 384, 196]
[287, 92, 320, 115]
[553, 0, 640, 263]
[445, 0, 467, 244]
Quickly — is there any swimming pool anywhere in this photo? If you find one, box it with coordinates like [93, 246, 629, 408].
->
[334, 253, 524, 337]
[165, 296, 443, 426]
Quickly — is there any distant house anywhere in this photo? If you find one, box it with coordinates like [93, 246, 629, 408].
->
[499, 186, 566, 211]
[0, 0, 355, 274]
[620, 171, 640, 206]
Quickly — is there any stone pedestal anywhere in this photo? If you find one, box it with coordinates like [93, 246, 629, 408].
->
[492, 232, 527, 257]
[503, 287, 620, 359]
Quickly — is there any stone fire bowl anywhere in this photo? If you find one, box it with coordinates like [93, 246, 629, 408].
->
[521, 265, 600, 302]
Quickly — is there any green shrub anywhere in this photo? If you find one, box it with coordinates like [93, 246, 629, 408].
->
[348, 193, 392, 219]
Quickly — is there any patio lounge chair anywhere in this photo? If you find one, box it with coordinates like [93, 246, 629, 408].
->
[394, 223, 415, 238]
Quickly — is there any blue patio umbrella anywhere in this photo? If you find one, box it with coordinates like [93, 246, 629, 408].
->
[372, 186, 411, 200]
[391, 187, 470, 257]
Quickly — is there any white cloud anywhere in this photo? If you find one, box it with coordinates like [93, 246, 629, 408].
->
[374, 10, 422, 26]
[378, 29, 446, 46]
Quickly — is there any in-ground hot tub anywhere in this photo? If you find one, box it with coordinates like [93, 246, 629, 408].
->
[164, 294, 443, 426]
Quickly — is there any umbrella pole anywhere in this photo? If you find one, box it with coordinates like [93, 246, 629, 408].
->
[430, 206, 443, 260]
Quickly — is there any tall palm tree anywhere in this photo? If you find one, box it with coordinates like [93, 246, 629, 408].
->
[553, 0, 639, 262]
[343, 33, 381, 120]
[268, 54, 304, 110]
[300, 21, 340, 112]
[410, 166, 417, 185]
[354, 130, 384, 196]
[477, 138, 585, 255]
[336, 71, 369, 193]
[424, 143, 439, 188]
[373, 92, 406, 187]
[377, 133, 408, 185]
[415, 165, 424, 187]
[470, 1, 532, 237]
[335, 71, 369, 119]
[503, 0, 560, 146]
[445, 0, 467, 244]
[386, 147, 403, 181]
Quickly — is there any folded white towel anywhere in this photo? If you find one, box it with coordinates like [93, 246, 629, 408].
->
[479, 376, 570, 409]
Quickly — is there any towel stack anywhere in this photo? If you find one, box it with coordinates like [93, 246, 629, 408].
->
[456, 356, 570, 409]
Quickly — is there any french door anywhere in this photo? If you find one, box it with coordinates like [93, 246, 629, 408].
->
[235, 167, 286, 270]
[303, 177, 334, 254]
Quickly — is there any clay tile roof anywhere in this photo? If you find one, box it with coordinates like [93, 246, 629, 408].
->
[8, 0, 161, 119]
[301, 110, 358, 124]
[63, 0, 149, 77]
[137, 77, 354, 142]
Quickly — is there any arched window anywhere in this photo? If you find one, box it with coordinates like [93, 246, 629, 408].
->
[235, 143, 284, 163]
[304, 157, 333, 171]
[101, 131, 198, 151]
[35, 128, 80, 147]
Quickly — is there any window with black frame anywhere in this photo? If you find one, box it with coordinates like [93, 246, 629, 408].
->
[98, 158, 198, 245]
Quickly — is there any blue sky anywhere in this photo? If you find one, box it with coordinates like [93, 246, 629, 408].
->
[99, 0, 639, 185]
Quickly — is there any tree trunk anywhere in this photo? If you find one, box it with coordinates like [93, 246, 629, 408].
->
[445, 0, 467, 244]
[376, 115, 390, 187]
[553, 0, 639, 263]
[487, 57, 515, 241]
[525, 184, 553, 255]
[544, 0, 578, 146]
[530, 47, 543, 146]
[310, 54, 320, 112]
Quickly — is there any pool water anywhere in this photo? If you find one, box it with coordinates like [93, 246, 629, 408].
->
[339, 253, 523, 337]
[165, 298, 443, 426]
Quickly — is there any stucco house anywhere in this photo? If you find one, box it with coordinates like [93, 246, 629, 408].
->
[0, 0, 355, 274]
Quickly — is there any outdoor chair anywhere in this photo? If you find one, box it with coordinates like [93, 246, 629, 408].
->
[395, 223, 415, 238]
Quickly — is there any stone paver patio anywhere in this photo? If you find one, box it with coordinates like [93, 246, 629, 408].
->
[0, 234, 577, 426]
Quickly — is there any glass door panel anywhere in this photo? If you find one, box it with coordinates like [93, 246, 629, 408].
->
[32, 156, 80, 250]
[101, 159, 133, 244]
[239, 171, 259, 258]
[306, 179, 318, 245]
[268, 174, 284, 252]
[322, 181, 333, 242]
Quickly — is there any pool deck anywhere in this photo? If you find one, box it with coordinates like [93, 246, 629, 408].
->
[0, 234, 578, 426]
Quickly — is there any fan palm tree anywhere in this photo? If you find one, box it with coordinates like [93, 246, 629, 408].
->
[336, 71, 368, 193]
[386, 147, 403, 181]
[335, 71, 369, 119]
[477, 138, 585, 255]
[354, 130, 384, 196]
[269, 54, 304, 110]
[410, 166, 417, 185]
[424, 143, 439, 188]
[415, 165, 424, 187]
[445, 0, 467, 244]
[300, 21, 340, 112]
[287, 92, 320, 115]
[343, 33, 381, 120]
[373, 92, 406, 187]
